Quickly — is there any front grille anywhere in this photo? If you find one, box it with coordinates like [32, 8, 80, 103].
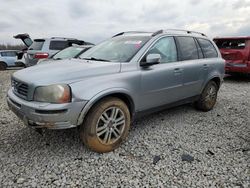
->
[12, 79, 29, 99]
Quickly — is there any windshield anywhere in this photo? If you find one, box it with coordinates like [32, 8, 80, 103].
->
[53, 46, 84, 60]
[79, 36, 150, 62]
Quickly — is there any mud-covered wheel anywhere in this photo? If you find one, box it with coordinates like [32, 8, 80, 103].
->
[0, 62, 7, 71]
[195, 81, 219, 112]
[80, 97, 131, 153]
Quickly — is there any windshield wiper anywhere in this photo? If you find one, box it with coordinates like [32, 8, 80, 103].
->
[81, 57, 110, 62]
[54, 57, 62, 60]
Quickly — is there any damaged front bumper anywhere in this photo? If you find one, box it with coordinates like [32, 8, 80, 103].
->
[7, 89, 88, 129]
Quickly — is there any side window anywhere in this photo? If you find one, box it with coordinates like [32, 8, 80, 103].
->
[49, 41, 69, 50]
[176, 37, 199, 61]
[7, 52, 16, 57]
[144, 37, 177, 63]
[198, 38, 218, 58]
[1, 52, 8, 57]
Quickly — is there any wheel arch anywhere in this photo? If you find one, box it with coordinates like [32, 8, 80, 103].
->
[0, 61, 7, 66]
[201, 73, 222, 93]
[210, 76, 221, 88]
[77, 90, 135, 126]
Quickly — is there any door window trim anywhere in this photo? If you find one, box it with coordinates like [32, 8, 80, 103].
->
[194, 38, 204, 59]
[174, 36, 200, 62]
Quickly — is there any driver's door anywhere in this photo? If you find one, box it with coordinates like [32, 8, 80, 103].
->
[138, 37, 184, 111]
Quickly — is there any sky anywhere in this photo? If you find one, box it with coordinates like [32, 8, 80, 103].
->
[0, 0, 250, 45]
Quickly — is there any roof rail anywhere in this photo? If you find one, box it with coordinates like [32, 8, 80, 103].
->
[112, 31, 152, 38]
[152, 30, 164, 36]
[51, 37, 77, 40]
[151, 29, 207, 37]
[112, 32, 125, 38]
[112, 29, 207, 38]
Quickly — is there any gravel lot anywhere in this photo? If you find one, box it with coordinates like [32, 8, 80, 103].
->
[0, 69, 249, 187]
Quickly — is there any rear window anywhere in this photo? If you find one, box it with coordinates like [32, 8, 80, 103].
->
[29, 39, 45, 50]
[215, 39, 246, 49]
[49, 41, 69, 50]
[198, 38, 218, 58]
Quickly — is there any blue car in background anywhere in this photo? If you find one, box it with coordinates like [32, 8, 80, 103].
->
[0, 50, 19, 70]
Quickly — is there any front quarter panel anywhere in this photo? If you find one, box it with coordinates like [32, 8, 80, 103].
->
[69, 68, 140, 125]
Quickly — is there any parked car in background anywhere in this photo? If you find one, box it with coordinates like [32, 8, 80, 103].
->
[37, 45, 94, 65]
[214, 37, 250, 75]
[0, 50, 20, 70]
[14, 33, 93, 67]
[7, 30, 224, 153]
[15, 50, 28, 67]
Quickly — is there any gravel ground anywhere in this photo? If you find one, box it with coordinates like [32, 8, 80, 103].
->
[0, 69, 249, 188]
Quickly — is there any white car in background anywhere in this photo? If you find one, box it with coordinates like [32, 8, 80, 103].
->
[14, 33, 93, 67]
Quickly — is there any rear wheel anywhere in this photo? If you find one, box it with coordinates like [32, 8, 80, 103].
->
[80, 97, 131, 153]
[0, 62, 7, 71]
[195, 81, 219, 112]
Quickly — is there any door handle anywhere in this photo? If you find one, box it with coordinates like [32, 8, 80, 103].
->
[174, 68, 183, 74]
[203, 64, 209, 70]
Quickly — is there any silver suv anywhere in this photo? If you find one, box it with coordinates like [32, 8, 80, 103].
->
[7, 30, 225, 153]
[14, 34, 93, 67]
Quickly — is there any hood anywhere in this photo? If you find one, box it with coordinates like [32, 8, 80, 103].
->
[13, 59, 121, 85]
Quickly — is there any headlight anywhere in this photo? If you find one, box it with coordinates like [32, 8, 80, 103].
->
[34, 84, 71, 103]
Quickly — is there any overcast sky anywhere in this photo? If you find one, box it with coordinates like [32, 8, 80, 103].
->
[0, 0, 250, 45]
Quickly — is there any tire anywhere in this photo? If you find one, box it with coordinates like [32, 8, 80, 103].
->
[80, 97, 131, 153]
[195, 81, 219, 112]
[21, 63, 26, 68]
[0, 62, 7, 71]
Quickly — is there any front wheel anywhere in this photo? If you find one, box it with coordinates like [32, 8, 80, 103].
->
[195, 81, 219, 112]
[80, 97, 131, 153]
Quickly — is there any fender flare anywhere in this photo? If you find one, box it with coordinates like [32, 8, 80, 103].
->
[200, 74, 222, 93]
[76, 88, 134, 126]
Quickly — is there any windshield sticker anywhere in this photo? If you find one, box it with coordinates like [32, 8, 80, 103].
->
[124, 41, 142, 45]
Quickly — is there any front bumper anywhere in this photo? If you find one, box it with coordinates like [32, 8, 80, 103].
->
[7, 89, 88, 129]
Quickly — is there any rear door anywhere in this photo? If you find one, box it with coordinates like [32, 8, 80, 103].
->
[175, 36, 204, 98]
[7, 51, 17, 66]
[0, 51, 17, 66]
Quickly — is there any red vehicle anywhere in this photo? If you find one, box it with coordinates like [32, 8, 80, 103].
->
[213, 37, 250, 75]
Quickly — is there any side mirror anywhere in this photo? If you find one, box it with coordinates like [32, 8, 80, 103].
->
[141, 53, 161, 67]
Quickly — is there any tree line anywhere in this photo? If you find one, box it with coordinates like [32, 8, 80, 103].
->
[0, 44, 26, 50]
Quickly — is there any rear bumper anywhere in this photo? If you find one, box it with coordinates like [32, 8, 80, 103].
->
[7, 89, 88, 129]
[225, 61, 250, 73]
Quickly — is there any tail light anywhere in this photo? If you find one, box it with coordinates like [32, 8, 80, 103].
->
[34, 53, 49, 59]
